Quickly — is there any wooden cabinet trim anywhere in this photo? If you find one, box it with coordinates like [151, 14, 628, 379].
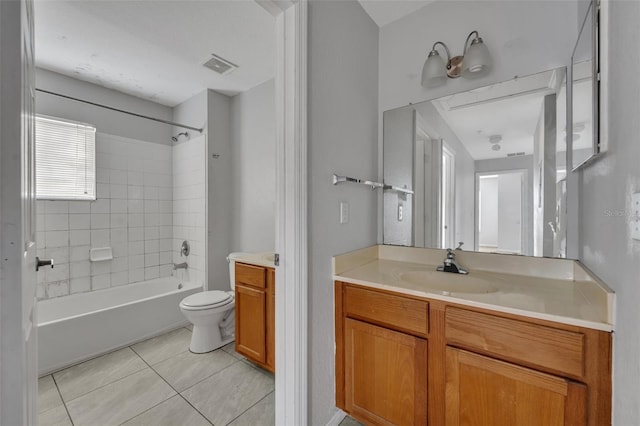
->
[445, 306, 585, 378]
[344, 284, 429, 337]
[235, 284, 267, 363]
[236, 262, 266, 289]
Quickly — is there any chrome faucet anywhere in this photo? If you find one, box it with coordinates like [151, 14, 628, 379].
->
[437, 249, 468, 274]
[173, 262, 188, 270]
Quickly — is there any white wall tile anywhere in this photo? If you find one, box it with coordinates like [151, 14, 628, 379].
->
[128, 227, 144, 242]
[46, 263, 69, 282]
[159, 251, 173, 265]
[70, 261, 90, 279]
[96, 168, 110, 184]
[145, 253, 159, 267]
[111, 271, 129, 287]
[70, 230, 91, 246]
[110, 213, 127, 228]
[144, 227, 159, 240]
[45, 214, 68, 231]
[96, 183, 110, 199]
[159, 239, 173, 252]
[110, 184, 128, 199]
[91, 199, 110, 214]
[70, 245, 90, 262]
[110, 199, 128, 214]
[144, 266, 159, 280]
[91, 214, 110, 229]
[45, 201, 69, 214]
[70, 277, 90, 294]
[129, 268, 145, 283]
[129, 254, 145, 269]
[111, 257, 128, 273]
[144, 213, 159, 226]
[112, 242, 129, 258]
[91, 229, 110, 247]
[159, 264, 173, 278]
[45, 247, 69, 264]
[144, 239, 159, 254]
[45, 231, 69, 248]
[47, 280, 70, 298]
[128, 185, 143, 200]
[69, 214, 91, 230]
[110, 228, 128, 243]
[127, 171, 143, 186]
[91, 274, 110, 290]
[110, 169, 127, 185]
[128, 241, 145, 255]
[128, 214, 144, 228]
[128, 199, 144, 213]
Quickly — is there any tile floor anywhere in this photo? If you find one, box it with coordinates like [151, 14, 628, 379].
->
[38, 326, 274, 426]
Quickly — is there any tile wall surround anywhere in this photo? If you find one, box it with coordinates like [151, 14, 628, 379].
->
[172, 136, 206, 287]
[36, 133, 205, 300]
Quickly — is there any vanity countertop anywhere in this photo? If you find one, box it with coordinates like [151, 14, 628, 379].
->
[333, 245, 615, 332]
[229, 251, 276, 269]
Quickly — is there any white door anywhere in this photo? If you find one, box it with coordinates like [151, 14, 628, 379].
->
[0, 0, 38, 424]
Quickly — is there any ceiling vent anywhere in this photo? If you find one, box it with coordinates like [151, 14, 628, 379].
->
[507, 152, 526, 157]
[203, 54, 238, 75]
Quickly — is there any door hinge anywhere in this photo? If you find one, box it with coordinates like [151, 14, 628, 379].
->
[274, 253, 280, 267]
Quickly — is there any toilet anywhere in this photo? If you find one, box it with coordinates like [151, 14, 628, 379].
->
[179, 259, 237, 353]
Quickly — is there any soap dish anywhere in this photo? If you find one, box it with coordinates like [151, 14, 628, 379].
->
[90, 247, 113, 262]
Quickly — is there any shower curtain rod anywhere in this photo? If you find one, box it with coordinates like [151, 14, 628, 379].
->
[36, 88, 204, 133]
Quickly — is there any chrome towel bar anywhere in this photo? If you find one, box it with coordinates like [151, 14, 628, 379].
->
[331, 174, 414, 195]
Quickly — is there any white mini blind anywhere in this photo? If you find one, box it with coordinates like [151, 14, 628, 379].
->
[36, 115, 96, 200]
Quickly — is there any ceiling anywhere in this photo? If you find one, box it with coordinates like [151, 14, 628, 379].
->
[358, 0, 433, 27]
[425, 69, 565, 161]
[34, 1, 276, 107]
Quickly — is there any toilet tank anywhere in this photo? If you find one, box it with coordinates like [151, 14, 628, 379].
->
[227, 253, 241, 291]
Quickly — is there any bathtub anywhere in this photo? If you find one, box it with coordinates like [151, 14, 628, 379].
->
[37, 277, 201, 376]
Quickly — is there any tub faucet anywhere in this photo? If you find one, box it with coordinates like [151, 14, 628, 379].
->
[173, 262, 188, 270]
[437, 249, 468, 275]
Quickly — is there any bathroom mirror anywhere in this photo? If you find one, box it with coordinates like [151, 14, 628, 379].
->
[383, 67, 567, 258]
[571, 0, 600, 170]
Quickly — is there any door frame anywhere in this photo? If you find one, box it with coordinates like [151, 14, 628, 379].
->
[260, 1, 309, 425]
[474, 169, 529, 255]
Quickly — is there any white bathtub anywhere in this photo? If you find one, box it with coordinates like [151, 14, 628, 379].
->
[37, 277, 201, 376]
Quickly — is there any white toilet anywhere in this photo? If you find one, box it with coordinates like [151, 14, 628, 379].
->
[179, 259, 237, 353]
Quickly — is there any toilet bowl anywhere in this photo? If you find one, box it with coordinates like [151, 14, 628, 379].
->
[179, 257, 238, 353]
[179, 290, 235, 353]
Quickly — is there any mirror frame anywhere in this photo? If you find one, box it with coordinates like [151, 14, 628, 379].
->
[570, 0, 601, 171]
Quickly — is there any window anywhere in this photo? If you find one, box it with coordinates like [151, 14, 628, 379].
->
[36, 115, 96, 200]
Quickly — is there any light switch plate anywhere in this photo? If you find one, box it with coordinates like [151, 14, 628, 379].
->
[340, 201, 349, 224]
[398, 204, 403, 222]
[632, 193, 640, 241]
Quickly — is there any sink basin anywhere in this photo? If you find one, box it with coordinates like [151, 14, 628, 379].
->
[399, 270, 499, 295]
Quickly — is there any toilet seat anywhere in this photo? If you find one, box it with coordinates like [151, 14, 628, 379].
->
[180, 290, 233, 310]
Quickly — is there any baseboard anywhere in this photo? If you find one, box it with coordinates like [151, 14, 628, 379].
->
[326, 408, 347, 426]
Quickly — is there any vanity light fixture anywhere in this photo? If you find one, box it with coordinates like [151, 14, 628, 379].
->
[421, 30, 492, 88]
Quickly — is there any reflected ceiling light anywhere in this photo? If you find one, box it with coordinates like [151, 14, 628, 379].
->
[421, 30, 492, 89]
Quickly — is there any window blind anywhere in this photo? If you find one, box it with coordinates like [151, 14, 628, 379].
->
[36, 115, 96, 200]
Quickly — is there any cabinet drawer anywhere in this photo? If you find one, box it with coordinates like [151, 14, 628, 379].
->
[236, 263, 266, 289]
[445, 307, 585, 378]
[344, 285, 428, 336]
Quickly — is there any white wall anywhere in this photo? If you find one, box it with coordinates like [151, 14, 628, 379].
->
[308, 0, 379, 423]
[579, 1, 640, 423]
[378, 1, 577, 112]
[230, 79, 276, 252]
[172, 136, 207, 287]
[479, 176, 498, 247]
[207, 90, 233, 291]
[36, 68, 173, 144]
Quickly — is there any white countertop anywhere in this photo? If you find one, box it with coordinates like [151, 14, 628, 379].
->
[229, 252, 276, 268]
[333, 246, 615, 332]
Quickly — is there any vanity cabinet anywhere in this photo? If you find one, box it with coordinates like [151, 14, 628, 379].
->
[335, 281, 611, 426]
[235, 262, 275, 372]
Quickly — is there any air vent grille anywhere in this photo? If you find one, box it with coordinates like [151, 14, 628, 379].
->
[203, 54, 238, 75]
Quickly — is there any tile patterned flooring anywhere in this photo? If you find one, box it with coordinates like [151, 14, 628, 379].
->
[38, 326, 274, 426]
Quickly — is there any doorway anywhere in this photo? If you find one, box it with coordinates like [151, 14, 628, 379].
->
[476, 170, 527, 254]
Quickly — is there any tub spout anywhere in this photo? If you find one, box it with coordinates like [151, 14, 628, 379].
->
[173, 262, 188, 270]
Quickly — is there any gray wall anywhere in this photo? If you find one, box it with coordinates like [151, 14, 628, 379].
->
[207, 90, 233, 291]
[230, 79, 276, 253]
[36, 68, 173, 143]
[308, 0, 378, 423]
[579, 1, 640, 423]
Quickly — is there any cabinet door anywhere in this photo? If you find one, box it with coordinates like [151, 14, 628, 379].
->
[235, 284, 266, 363]
[265, 268, 276, 372]
[345, 318, 427, 426]
[445, 347, 586, 426]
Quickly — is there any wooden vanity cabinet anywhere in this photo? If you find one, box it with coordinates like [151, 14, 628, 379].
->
[235, 262, 275, 372]
[335, 281, 612, 426]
